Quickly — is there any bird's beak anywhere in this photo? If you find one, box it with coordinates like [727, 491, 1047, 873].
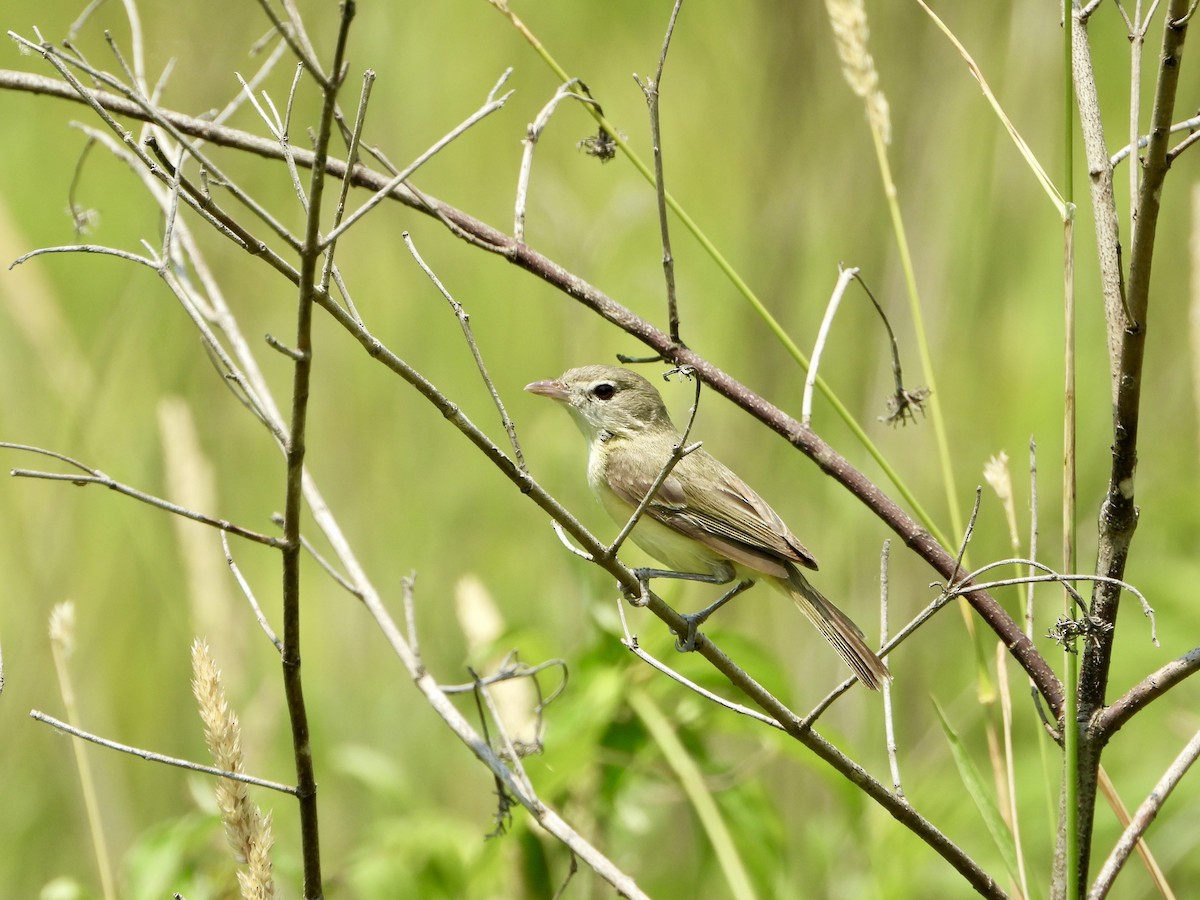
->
[524, 378, 569, 401]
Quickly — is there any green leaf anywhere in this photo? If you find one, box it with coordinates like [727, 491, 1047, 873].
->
[931, 697, 1021, 887]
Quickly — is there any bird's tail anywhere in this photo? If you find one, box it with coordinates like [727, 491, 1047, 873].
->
[780, 567, 891, 690]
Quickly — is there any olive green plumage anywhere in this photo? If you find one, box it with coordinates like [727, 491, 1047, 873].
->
[527, 365, 890, 690]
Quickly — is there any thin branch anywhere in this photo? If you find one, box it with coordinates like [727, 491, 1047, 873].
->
[298, 531, 360, 598]
[1093, 646, 1200, 742]
[403, 231, 525, 469]
[318, 70, 513, 249]
[210, 37, 290, 129]
[441, 657, 568, 703]
[880, 541, 904, 798]
[470, 671, 537, 797]
[635, 0, 686, 344]
[614, 595, 783, 731]
[2, 443, 282, 547]
[1087, 727, 1200, 898]
[30, 710, 300, 795]
[514, 78, 588, 243]
[400, 574, 422, 673]
[11, 243, 156, 269]
[252, 0, 329, 88]
[278, 5, 358, 895]
[550, 519, 597, 561]
[221, 531, 282, 652]
[942, 557, 1155, 643]
[802, 266, 859, 427]
[1110, 112, 1200, 165]
[322, 68, 375, 304]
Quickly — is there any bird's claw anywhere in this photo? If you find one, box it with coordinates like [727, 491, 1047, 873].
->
[674, 614, 703, 652]
[623, 574, 652, 607]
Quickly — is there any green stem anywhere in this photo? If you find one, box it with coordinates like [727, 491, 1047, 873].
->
[628, 688, 757, 900]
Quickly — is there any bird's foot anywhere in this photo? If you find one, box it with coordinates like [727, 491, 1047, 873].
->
[674, 612, 705, 652]
[673, 579, 755, 652]
[623, 571, 653, 607]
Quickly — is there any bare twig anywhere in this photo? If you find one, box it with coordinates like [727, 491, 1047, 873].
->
[1088, 727, 1200, 898]
[802, 266, 860, 427]
[614, 595, 783, 731]
[880, 541, 904, 798]
[318, 69, 513, 249]
[2, 443, 282, 548]
[321, 69, 375, 310]
[252, 0, 329, 88]
[277, 6, 358, 895]
[403, 231, 525, 469]
[550, 519, 597, 561]
[220, 531, 282, 652]
[470, 670, 536, 798]
[514, 78, 589, 243]
[30, 710, 299, 795]
[635, 0, 686, 344]
[401, 574, 422, 672]
[1094, 646, 1200, 742]
[442, 656, 567, 702]
[1110, 113, 1200, 165]
[210, 37, 290, 129]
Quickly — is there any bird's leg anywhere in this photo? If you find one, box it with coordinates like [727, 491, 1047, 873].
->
[675, 579, 755, 651]
[625, 563, 753, 650]
[625, 566, 733, 607]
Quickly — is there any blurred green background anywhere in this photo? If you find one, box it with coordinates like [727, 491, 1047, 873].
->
[2, 1, 1198, 897]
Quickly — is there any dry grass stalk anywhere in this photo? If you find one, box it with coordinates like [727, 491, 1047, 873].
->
[191, 639, 276, 899]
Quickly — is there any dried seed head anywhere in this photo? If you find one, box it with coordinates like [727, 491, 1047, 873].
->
[825, 0, 892, 144]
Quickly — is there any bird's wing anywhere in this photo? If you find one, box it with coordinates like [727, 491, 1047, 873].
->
[606, 443, 818, 576]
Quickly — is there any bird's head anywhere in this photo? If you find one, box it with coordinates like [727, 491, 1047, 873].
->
[525, 365, 675, 442]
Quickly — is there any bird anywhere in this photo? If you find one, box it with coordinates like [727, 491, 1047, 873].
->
[525, 364, 890, 690]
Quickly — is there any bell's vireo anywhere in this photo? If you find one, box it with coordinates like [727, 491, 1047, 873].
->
[526, 365, 890, 690]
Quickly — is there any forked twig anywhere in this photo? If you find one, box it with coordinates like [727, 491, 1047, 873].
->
[514, 78, 592, 242]
[318, 69, 514, 249]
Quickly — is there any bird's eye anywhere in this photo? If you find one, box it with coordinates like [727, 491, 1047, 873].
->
[592, 382, 616, 401]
